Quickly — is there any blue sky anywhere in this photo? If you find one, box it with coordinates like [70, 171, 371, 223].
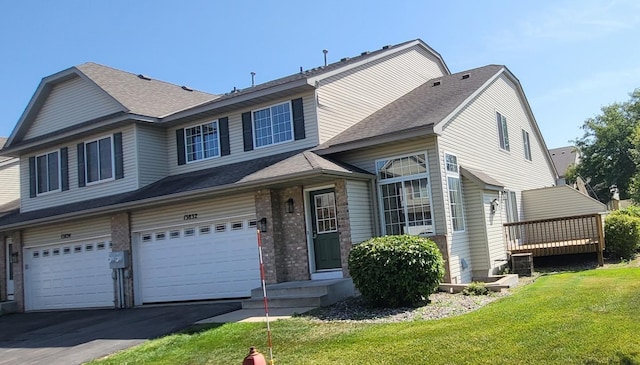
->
[1, 0, 638, 149]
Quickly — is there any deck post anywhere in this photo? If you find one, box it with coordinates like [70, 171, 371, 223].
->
[595, 213, 605, 267]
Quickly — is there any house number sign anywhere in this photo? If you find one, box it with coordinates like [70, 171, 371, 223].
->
[183, 213, 198, 220]
[61, 233, 72, 239]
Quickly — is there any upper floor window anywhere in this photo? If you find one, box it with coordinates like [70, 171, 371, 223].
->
[185, 121, 220, 162]
[497, 112, 510, 151]
[376, 153, 434, 236]
[522, 129, 532, 161]
[253, 102, 293, 148]
[36, 151, 60, 195]
[77, 132, 123, 187]
[444, 153, 465, 232]
[85, 136, 113, 183]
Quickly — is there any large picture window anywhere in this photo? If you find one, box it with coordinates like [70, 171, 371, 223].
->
[185, 121, 220, 162]
[445, 153, 465, 232]
[376, 153, 434, 236]
[35, 151, 60, 195]
[253, 102, 293, 148]
[85, 136, 113, 183]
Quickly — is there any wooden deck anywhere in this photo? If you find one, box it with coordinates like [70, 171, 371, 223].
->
[504, 213, 605, 265]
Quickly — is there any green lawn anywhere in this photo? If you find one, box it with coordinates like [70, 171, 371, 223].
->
[90, 266, 640, 365]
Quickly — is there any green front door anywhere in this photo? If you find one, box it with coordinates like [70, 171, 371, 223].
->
[310, 189, 342, 270]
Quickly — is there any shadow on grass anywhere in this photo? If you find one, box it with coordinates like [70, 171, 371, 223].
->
[179, 323, 225, 335]
[584, 351, 639, 365]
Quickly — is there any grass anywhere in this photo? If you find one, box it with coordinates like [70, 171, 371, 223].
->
[90, 262, 640, 365]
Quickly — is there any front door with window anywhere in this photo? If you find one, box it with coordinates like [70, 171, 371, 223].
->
[5, 238, 14, 300]
[310, 189, 341, 270]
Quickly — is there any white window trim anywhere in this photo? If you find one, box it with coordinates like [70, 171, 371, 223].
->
[375, 151, 435, 236]
[522, 129, 532, 161]
[496, 111, 510, 152]
[252, 101, 294, 149]
[184, 119, 221, 164]
[84, 135, 115, 186]
[35, 149, 62, 196]
[444, 152, 465, 233]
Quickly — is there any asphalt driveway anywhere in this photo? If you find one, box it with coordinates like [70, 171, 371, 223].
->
[0, 301, 240, 365]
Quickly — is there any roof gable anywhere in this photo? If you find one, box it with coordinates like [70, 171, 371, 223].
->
[316, 65, 502, 152]
[549, 146, 578, 177]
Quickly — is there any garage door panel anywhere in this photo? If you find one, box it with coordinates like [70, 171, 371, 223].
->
[138, 219, 261, 303]
[25, 241, 114, 311]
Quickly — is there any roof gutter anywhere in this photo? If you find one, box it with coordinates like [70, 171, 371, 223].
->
[163, 79, 313, 123]
[314, 124, 436, 155]
[0, 168, 374, 231]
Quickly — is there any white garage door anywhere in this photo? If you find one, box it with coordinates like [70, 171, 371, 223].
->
[24, 240, 114, 311]
[137, 218, 261, 303]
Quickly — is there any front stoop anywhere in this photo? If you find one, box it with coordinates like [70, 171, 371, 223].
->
[242, 278, 355, 309]
[0, 301, 18, 316]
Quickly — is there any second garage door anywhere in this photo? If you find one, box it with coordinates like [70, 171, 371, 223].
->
[136, 218, 261, 304]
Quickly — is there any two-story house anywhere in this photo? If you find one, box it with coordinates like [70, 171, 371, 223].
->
[1, 39, 576, 312]
[0, 137, 20, 301]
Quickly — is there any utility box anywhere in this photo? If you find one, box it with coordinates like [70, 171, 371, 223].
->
[511, 253, 533, 277]
[108, 251, 128, 269]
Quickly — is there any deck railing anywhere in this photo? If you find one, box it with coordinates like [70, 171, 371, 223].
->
[503, 213, 605, 265]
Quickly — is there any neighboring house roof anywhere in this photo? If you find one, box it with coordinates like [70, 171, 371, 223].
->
[315, 65, 503, 153]
[0, 199, 19, 218]
[0, 137, 10, 163]
[0, 150, 371, 229]
[549, 146, 578, 178]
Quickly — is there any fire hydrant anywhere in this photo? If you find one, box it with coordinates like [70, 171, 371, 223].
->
[242, 347, 267, 365]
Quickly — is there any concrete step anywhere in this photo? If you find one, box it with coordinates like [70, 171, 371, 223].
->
[0, 301, 18, 316]
[242, 294, 328, 309]
[243, 278, 355, 309]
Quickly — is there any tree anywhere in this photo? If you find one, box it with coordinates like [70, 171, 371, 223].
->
[572, 89, 640, 203]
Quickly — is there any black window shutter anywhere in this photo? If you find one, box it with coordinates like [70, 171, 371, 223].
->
[29, 156, 36, 198]
[292, 98, 305, 140]
[176, 128, 186, 165]
[60, 147, 69, 191]
[241, 112, 253, 151]
[77, 143, 86, 187]
[219, 117, 230, 156]
[114, 132, 124, 179]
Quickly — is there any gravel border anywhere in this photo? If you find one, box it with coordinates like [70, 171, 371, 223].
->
[300, 290, 511, 323]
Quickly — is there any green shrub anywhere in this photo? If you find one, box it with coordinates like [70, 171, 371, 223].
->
[616, 205, 640, 218]
[348, 235, 445, 308]
[462, 282, 490, 296]
[604, 211, 640, 260]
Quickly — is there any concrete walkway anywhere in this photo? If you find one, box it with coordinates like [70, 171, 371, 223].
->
[196, 307, 316, 323]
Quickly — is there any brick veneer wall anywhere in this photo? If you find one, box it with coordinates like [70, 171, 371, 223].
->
[334, 180, 352, 278]
[10, 231, 24, 311]
[111, 212, 134, 308]
[255, 189, 278, 283]
[0, 233, 6, 301]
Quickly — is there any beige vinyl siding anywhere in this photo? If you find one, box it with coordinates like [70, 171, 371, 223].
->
[332, 136, 446, 236]
[463, 179, 490, 278]
[0, 159, 20, 205]
[136, 124, 169, 188]
[130, 193, 255, 232]
[317, 46, 448, 143]
[486, 191, 508, 274]
[346, 180, 374, 245]
[21, 125, 138, 212]
[22, 216, 111, 248]
[24, 76, 122, 140]
[522, 186, 606, 221]
[168, 92, 318, 175]
[437, 74, 556, 193]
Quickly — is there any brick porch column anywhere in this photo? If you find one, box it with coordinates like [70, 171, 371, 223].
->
[334, 180, 353, 278]
[0, 233, 6, 302]
[10, 231, 24, 311]
[255, 189, 279, 283]
[111, 212, 134, 308]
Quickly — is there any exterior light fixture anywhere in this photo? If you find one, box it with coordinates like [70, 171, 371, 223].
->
[286, 198, 294, 213]
[11, 251, 19, 263]
[258, 218, 268, 233]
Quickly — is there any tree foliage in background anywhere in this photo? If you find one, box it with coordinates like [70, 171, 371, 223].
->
[572, 89, 639, 203]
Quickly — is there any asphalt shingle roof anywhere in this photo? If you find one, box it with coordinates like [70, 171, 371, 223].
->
[76, 62, 220, 118]
[0, 137, 10, 162]
[317, 65, 504, 149]
[549, 146, 578, 177]
[0, 150, 370, 228]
